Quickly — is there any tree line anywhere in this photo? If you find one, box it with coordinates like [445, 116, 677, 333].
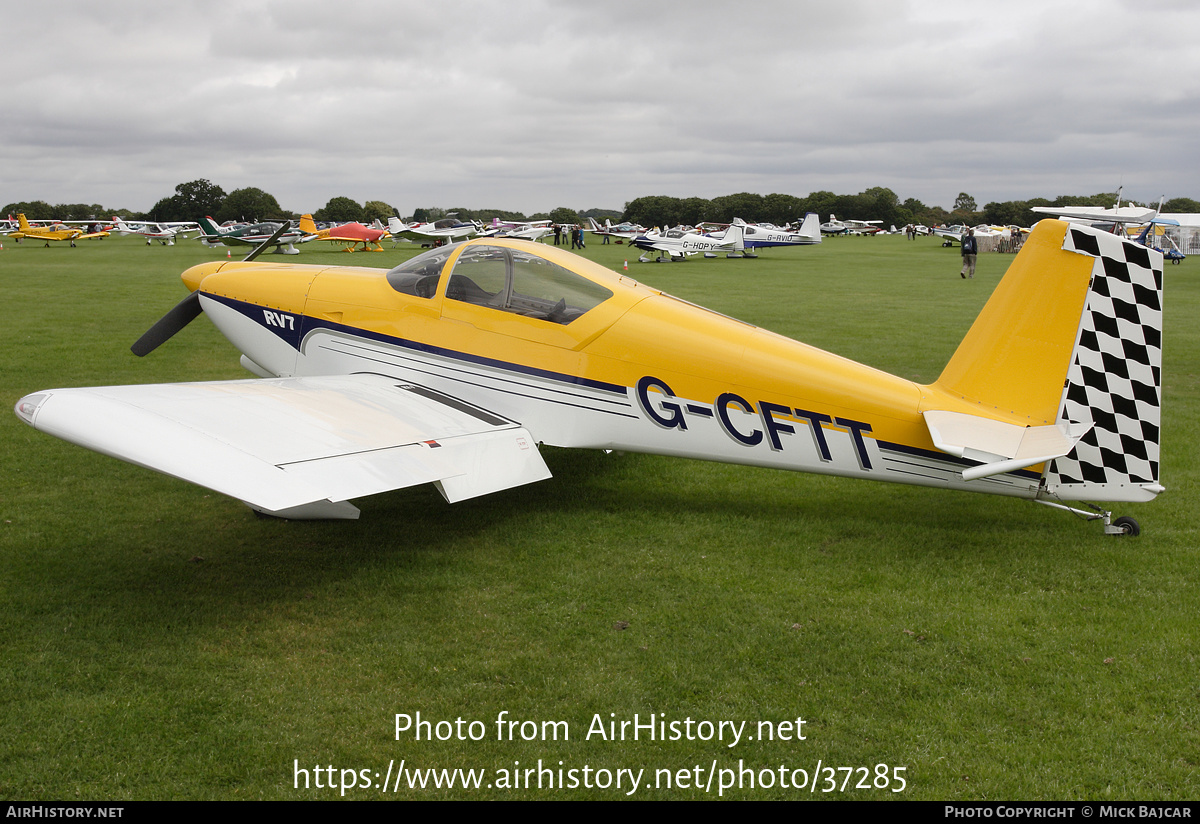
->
[7, 179, 1199, 228]
[621, 190, 1200, 230]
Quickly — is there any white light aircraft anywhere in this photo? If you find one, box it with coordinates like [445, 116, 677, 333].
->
[819, 215, 849, 235]
[586, 218, 645, 241]
[732, 213, 822, 250]
[630, 223, 746, 261]
[113, 217, 199, 246]
[476, 218, 554, 242]
[387, 216, 478, 246]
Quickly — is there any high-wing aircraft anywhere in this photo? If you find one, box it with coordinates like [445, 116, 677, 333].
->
[819, 215, 884, 236]
[387, 216, 478, 246]
[298, 214, 388, 252]
[630, 223, 746, 261]
[112, 217, 198, 246]
[7, 213, 109, 246]
[197, 216, 311, 255]
[932, 223, 1013, 247]
[1031, 205, 1158, 225]
[844, 219, 885, 236]
[819, 214, 851, 235]
[15, 220, 1162, 534]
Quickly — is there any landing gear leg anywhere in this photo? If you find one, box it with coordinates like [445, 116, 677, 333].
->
[1035, 500, 1141, 536]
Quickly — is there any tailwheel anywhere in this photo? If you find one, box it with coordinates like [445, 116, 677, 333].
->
[1110, 516, 1140, 537]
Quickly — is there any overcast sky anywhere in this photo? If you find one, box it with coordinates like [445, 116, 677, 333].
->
[4, 0, 1197, 216]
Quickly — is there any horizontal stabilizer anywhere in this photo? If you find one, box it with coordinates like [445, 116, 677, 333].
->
[923, 410, 1091, 481]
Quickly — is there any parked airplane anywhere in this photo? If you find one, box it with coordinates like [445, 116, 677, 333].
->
[932, 224, 1013, 247]
[631, 223, 746, 261]
[587, 218, 645, 241]
[819, 215, 849, 235]
[197, 216, 311, 255]
[7, 213, 109, 246]
[845, 219, 885, 235]
[476, 218, 554, 242]
[298, 214, 388, 252]
[387, 215, 478, 246]
[732, 213, 822, 250]
[15, 220, 1162, 533]
[112, 218, 198, 246]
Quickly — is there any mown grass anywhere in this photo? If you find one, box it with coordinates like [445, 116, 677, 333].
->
[1, 232, 1196, 800]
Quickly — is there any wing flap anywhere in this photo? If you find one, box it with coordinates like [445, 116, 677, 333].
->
[17, 374, 551, 516]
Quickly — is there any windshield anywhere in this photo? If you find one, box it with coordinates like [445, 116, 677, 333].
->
[385, 243, 463, 298]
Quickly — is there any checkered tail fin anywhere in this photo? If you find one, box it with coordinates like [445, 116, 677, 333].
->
[931, 220, 1163, 503]
[1043, 224, 1164, 502]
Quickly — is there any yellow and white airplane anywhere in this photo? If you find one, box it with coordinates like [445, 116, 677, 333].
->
[8, 213, 109, 246]
[14, 220, 1163, 533]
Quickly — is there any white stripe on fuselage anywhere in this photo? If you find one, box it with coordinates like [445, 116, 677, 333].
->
[286, 324, 1042, 499]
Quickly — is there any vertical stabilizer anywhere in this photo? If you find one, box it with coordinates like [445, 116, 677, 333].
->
[930, 220, 1163, 503]
[797, 212, 821, 243]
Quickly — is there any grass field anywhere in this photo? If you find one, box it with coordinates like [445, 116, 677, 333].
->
[1, 231, 1196, 800]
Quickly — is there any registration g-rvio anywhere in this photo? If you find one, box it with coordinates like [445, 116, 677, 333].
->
[16, 220, 1163, 535]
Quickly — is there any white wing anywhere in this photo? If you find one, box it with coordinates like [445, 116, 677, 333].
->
[15, 374, 551, 519]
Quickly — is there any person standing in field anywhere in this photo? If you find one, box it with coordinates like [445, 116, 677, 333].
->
[960, 227, 978, 278]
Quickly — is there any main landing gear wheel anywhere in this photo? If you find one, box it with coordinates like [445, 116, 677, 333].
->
[1111, 516, 1140, 537]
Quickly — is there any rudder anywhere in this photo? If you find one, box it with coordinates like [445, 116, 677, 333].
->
[1044, 225, 1163, 502]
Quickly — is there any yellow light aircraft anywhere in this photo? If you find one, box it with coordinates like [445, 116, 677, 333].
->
[14, 220, 1163, 534]
[8, 213, 109, 246]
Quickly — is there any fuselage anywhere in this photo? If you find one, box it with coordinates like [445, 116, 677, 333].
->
[182, 239, 1047, 501]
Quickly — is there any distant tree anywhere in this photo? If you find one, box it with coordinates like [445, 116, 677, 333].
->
[623, 195, 691, 228]
[710, 192, 765, 223]
[147, 179, 226, 222]
[362, 200, 394, 223]
[1050, 193, 1122, 208]
[797, 190, 839, 220]
[898, 197, 929, 224]
[763, 193, 803, 224]
[954, 192, 977, 214]
[982, 200, 1030, 226]
[2, 200, 55, 220]
[580, 208, 623, 222]
[549, 207, 580, 225]
[1163, 197, 1200, 213]
[176, 179, 226, 218]
[315, 196, 363, 223]
[856, 187, 901, 226]
[216, 187, 285, 223]
[411, 207, 446, 223]
[677, 197, 712, 225]
[53, 203, 107, 220]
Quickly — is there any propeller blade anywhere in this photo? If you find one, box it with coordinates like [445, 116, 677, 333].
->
[130, 291, 202, 357]
[243, 222, 289, 262]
